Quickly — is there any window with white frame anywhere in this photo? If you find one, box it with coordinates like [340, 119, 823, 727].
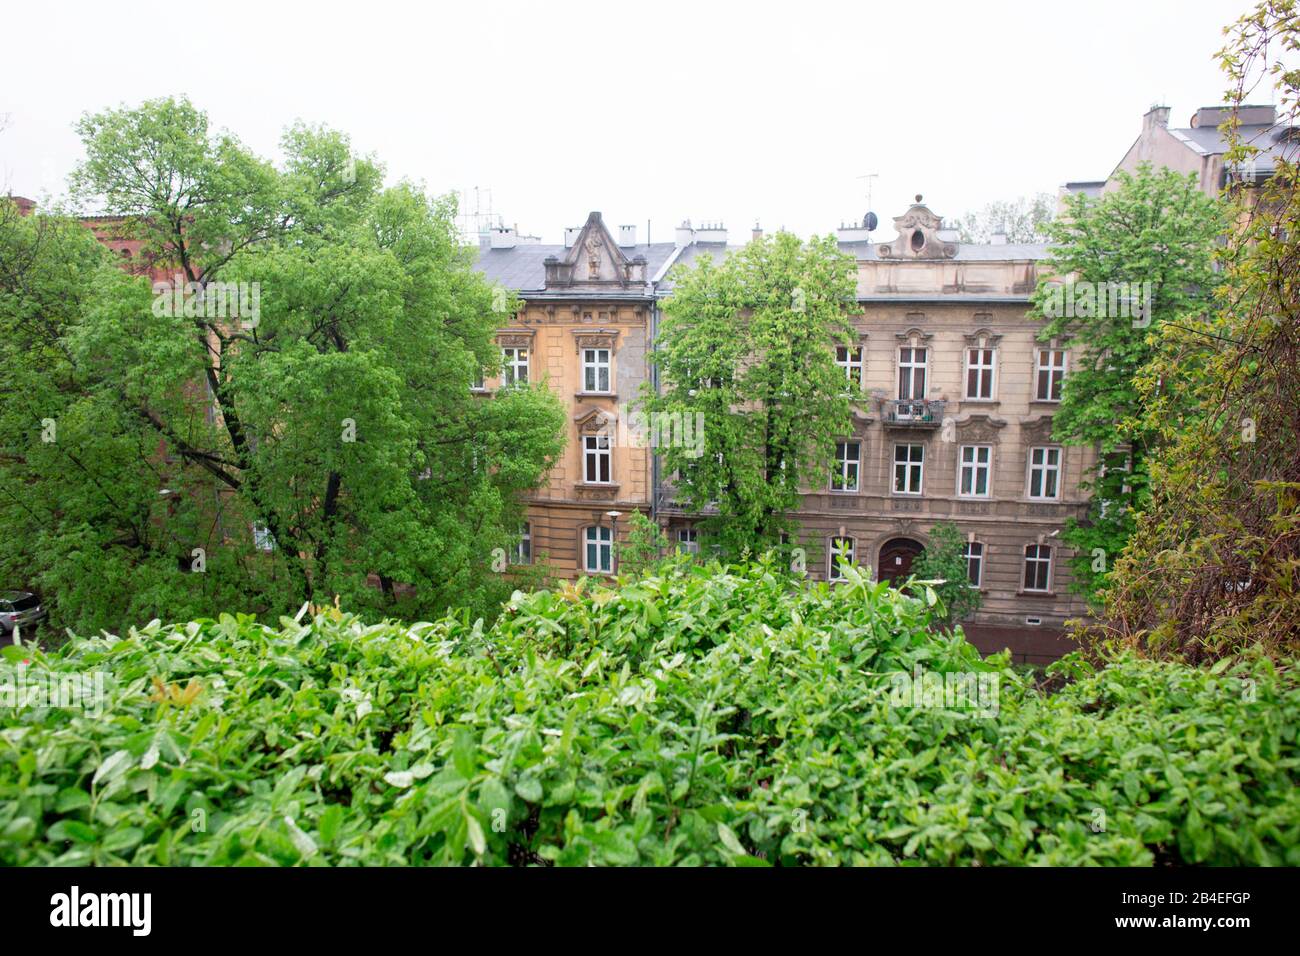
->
[472, 367, 485, 390]
[965, 541, 984, 588]
[677, 527, 699, 554]
[511, 522, 532, 565]
[828, 536, 856, 581]
[584, 525, 613, 574]
[831, 440, 861, 492]
[583, 434, 612, 483]
[252, 522, 275, 552]
[893, 443, 924, 494]
[835, 345, 865, 391]
[898, 347, 928, 400]
[959, 445, 992, 497]
[1023, 544, 1052, 592]
[1028, 446, 1062, 500]
[965, 346, 996, 399]
[582, 348, 611, 393]
[502, 346, 529, 386]
[1036, 349, 1066, 401]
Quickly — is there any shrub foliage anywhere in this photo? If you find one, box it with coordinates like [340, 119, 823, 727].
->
[2, 560, 1296, 866]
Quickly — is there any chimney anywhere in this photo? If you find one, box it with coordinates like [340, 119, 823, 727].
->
[674, 219, 694, 248]
[990, 225, 1008, 245]
[618, 224, 637, 247]
[752, 222, 763, 242]
[489, 225, 520, 249]
[564, 226, 581, 248]
[1191, 104, 1276, 128]
[1143, 105, 1171, 131]
[695, 221, 727, 244]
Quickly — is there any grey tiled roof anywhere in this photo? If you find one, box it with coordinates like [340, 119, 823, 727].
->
[474, 242, 679, 292]
[1169, 123, 1299, 173]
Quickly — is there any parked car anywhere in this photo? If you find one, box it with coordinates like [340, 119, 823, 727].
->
[0, 591, 47, 639]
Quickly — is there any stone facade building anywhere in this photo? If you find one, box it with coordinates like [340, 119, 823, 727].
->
[478, 200, 1092, 662]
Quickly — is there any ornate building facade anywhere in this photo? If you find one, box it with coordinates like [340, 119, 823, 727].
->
[478, 201, 1092, 662]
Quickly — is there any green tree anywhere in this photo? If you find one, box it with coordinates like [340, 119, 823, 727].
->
[1029, 164, 1224, 602]
[616, 512, 673, 578]
[640, 232, 858, 558]
[0, 97, 566, 635]
[1098, 0, 1300, 661]
[953, 193, 1055, 244]
[909, 521, 981, 631]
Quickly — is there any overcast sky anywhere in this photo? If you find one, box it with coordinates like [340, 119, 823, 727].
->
[0, 0, 1252, 244]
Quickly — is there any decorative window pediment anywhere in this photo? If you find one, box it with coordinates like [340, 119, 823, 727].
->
[1020, 415, 1056, 444]
[956, 413, 1008, 444]
[963, 327, 1002, 348]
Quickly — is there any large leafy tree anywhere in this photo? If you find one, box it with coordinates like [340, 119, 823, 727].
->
[953, 193, 1055, 244]
[1098, 0, 1300, 661]
[0, 97, 564, 635]
[1029, 165, 1224, 602]
[641, 232, 857, 558]
[909, 521, 982, 631]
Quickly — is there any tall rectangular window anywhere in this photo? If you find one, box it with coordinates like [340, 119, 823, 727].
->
[502, 346, 529, 386]
[252, 522, 275, 552]
[583, 434, 612, 483]
[1023, 544, 1052, 592]
[511, 522, 532, 565]
[1028, 446, 1061, 500]
[898, 347, 927, 400]
[829, 536, 856, 581]
[836, 345, 865, 391]
[677, 528, 699, 554]
[965, 541, 984, 587]
[585, 525, 613, 574]
[893, 443, 924, 494]
[965, 347, 996, 399]
[583, 348, 611, 393]
[831, 440, 861, 492]
[958, 445, 991, 497]
[1036, 349, 1066, 401]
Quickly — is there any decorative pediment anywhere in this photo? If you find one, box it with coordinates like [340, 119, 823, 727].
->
[895, 326, 933, 346]
[544, 212, 648, 289]
[574, 405, 616, 435]
[496, 329, 534, 348]
[1020, 415, 1056, 443]
[877, 196, 957, 260]
[570, 327, 620, 354]
[964, 326, 1002, 348]
[956, 413, 1008, 444]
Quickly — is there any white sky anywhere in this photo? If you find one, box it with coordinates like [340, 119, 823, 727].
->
[0, 0, 1252, 243]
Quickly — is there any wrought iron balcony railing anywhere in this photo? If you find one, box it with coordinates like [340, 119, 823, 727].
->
[884, 399, 946, 427]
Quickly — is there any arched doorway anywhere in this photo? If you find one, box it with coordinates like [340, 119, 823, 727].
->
[878, 537, 925, 587]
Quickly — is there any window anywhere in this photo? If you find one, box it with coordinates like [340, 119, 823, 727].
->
[828, 536, 856, 581]
[252, 522, 275, 552]
[965, 347, 996, 400]
[471, 367, 485, 390]
[583, 348, 611, 393]
[1028, 446, 1061, 500]
[583, 434, 612, 483]
[959, 445, 992, 497]
[893, 443, 924, 495]
[965, 541, 984, 588]
[502, 346, 529, 386]
[835, 345, 865, 391]
[1023, 544, 1052, 592]
[585, 525, 613, 574]
[677, 528, 699, 554]
[511, 522, 532, 565]
[831, 440, 861, 492]
[1036, 349, 1066, 401]
[898, 347, 927, 400]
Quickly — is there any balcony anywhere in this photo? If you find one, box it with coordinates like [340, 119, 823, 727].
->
[884, 399, 946, 428]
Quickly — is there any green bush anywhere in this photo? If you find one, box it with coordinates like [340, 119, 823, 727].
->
[1, 558, 1296, 866]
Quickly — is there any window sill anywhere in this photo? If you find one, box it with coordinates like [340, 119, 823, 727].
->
[962, 398, 1000, 405]
[1016, 590, 1056, 598]
[574, 391, 618, 399]
[1028, 399, 1061, 406]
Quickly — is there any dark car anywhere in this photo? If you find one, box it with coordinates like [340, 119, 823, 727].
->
[0, 591, 47, 640]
